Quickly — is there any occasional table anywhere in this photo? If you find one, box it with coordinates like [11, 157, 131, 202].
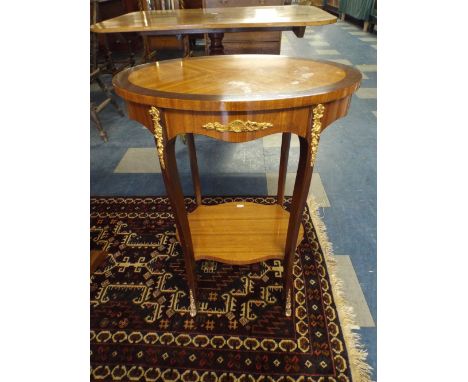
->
[113, 55, 361, 317]
[90, 5, 337, 55]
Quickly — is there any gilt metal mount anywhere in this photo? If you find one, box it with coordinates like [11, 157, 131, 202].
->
[189, 289, 197, 317]
[310, 104, 325, 167]
[203, 120, 272, 133]
[149, 107, 165, 170]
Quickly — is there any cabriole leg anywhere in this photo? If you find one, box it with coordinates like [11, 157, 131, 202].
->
[150, 107, 198, 317]
[186, 133, 202, 206]
[283, 137, 313, 317]
[277, 132, 291, 206]
[283, 104, 325, 317]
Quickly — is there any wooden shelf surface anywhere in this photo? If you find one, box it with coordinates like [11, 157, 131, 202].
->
[90, 250, 107, 275]
[180, 202, 304, 265]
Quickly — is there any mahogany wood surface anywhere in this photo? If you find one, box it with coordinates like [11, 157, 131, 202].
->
[186, 133, 202, 205]
[282, 135, 313, 307]
[184, 202, 303, 264]
[90, 5, 337, 33]
[277, 132, 291, 206]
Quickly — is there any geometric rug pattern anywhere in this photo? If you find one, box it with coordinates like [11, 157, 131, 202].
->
[91, 197, 357, 381]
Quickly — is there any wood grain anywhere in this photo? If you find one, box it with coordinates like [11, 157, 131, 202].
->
[90, 5, 336, 33]
[122, 93, 353, 142]
[90, 250, 108, 275]
[182, 202, 304, 264]
[113, 55, 362, 112]
[222, 40, 280, 55]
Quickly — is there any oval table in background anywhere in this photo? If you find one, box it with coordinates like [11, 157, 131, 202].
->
[113, 55, 362, 317]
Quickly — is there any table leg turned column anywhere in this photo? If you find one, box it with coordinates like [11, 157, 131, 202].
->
[277, 133, 291, 206]
[149, 107, 198, 317]
[208, 33, 225, 55]
[283, 104, 325, 317]
[186, 133, 202, 206]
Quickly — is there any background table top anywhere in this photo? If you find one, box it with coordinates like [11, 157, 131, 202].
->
[113, 55, 361, 111]
[90, 5, 337, 34]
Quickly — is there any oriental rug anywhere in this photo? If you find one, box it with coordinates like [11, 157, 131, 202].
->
[90, 196, 371, 382]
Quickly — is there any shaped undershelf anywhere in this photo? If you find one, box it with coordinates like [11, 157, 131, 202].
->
[178, 202, 304, 265]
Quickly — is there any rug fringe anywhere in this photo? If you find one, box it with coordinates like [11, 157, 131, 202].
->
[306, 196, 373, 382]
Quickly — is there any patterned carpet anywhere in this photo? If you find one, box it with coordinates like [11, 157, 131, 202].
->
[90, 197, 370, 381]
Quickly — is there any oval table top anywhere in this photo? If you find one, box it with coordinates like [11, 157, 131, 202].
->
[113, 55, 362, 111]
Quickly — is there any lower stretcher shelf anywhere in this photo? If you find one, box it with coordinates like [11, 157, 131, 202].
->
[178, 202, 304, 265]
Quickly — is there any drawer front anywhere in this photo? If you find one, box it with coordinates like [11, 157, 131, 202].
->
[223, 31, 281, 42]
[223, 41, 281, 55]
[147, 36, 183, 50]
[163, 107, 311, 141]
[203, 0, 284, 8]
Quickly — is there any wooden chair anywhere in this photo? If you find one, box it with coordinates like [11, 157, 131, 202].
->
[336, 0, 376, 32]
[90, 67, 124, 142]
[363, 0, 377, 33]
[202, 0, 285, 56]
[138, 0, 191, 61]
[91, 0, 136, 74]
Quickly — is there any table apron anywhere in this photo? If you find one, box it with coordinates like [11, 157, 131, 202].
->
[139, 26, 302, 36]
[163, 108, 311, 141]
[124, 97, 352, 142]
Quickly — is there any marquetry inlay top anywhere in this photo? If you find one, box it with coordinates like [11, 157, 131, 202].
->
[113, 55, 362, 111]
[128, 56, 346, 96]
[90, 5, 337, 33]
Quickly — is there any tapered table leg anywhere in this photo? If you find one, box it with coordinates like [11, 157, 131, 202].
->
[277, 133, 291, 206]
[152, 114, 199, 316]
[283, 104, 325, 317]
[162, 138, 198, 316]
[283, 137, 313, 317]
[186, 133, 202, 206]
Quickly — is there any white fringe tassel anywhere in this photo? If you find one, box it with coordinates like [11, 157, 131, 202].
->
[306, 196, 373, 382]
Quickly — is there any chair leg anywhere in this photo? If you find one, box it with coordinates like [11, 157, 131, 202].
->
[109, 98, 124, 117]
[118, 32, 136, 66]
[90, 105, 108, 142]
[142, 36, 158, 63]
[182, 35, 192, 57]
[95, 75, 124, 117]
